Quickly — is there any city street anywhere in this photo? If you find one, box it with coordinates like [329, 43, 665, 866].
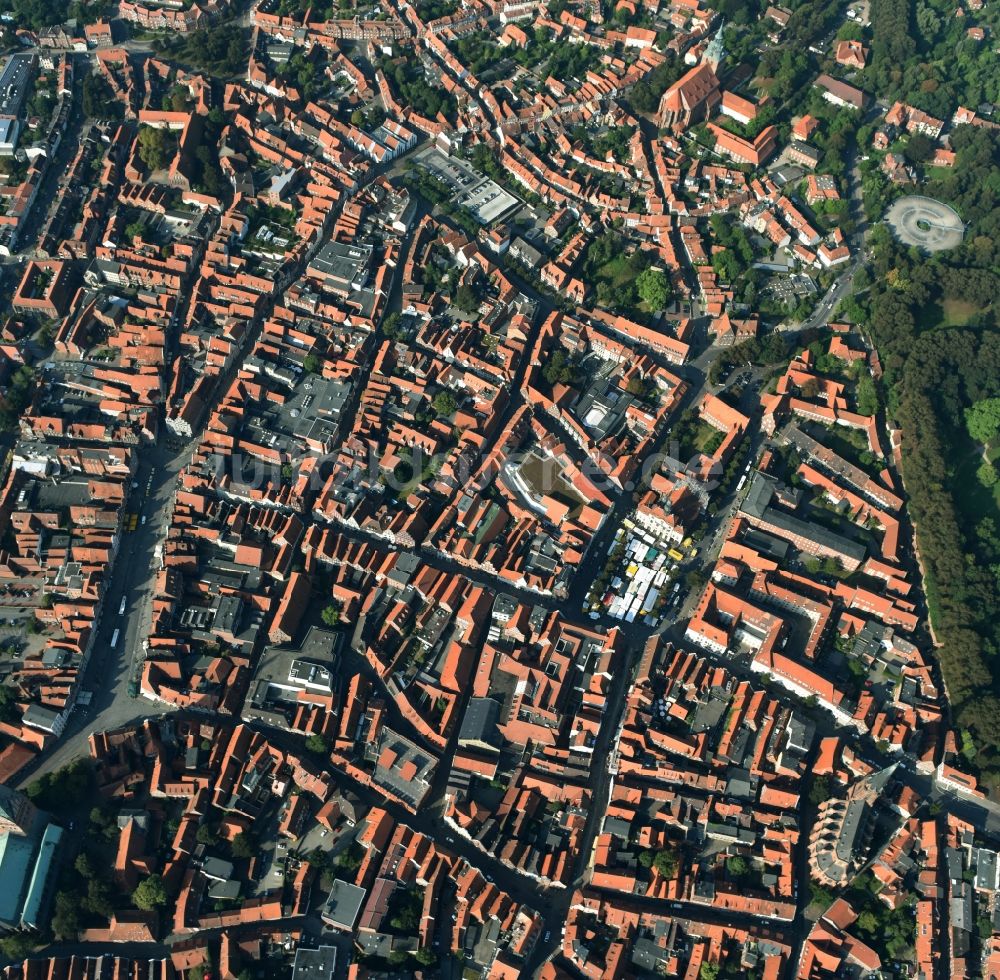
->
[0, 19, 984, 968]
[16, 440, 190, 787]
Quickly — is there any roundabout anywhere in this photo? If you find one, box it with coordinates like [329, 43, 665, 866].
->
[885, 195, 965, 251]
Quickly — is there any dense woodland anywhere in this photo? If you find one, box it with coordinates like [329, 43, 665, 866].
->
[851, 126, 1000, 782]
[0, 0, 107, 30]
[870, 0, 999, 116]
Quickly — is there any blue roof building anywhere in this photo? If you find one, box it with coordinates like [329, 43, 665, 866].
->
[20, 823, 65, 929]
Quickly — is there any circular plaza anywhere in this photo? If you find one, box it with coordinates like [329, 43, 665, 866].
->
[884, 195, 965, 252]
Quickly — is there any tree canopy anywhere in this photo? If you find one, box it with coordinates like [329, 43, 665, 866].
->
[652, 848, 678, 878]
[850, 210, 1000, 783]
[432, 391, 457, 416]
[231, 831, 258, 859]
[25, 758, 93, 811]
[137, 127, 171, 173]
[0, 0, 107, 30]
[636, 267, 672, 310]
[133, 874, 169, 911]
[0, 367, 35, 431]
[158, 24, 248, 76]
[965, 398, 1000, 445]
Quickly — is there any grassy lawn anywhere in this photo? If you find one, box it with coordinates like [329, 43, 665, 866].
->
[392, 451, 441, 500]
[810, 344, 867, 384]
[583, 232, 665, 318]
[941, 297, 987, 326]
[694, 421, 725, 455]
[592, 251, 645, 291]
[924, 165, 953, 182]
[916, 298, 989, 330]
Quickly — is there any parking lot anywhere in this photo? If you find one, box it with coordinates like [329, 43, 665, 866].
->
[767, 272, 818, 303]
[0, 597, 49, 668]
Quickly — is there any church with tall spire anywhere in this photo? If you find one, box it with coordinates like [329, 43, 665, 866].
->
[0, 785, 65, 930]
[703, 21, 726, 73]
[657, 23, 725, 132]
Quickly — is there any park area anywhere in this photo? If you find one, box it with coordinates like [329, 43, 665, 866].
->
[583, 233, 671, 315]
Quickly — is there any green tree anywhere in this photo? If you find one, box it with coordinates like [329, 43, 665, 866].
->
[726, 855, 748, 877]
[808, 775, 832, 806]
[196, 823, 219, 845]
[165, 23, 247, 74]
[0, 366, 36, 430]
[809, 883, 835, 908]
[856, 376, 878, 417]
[75, 852, 97, 879]
[51, 891, 81, 940]
[966, 398, 1000, 444]
[0, 684, 17, 724]
[382, 311, 403, 338]
[320, 604, 340, 627]
[304, 734, 329, 755]
[699, 965, 720, 980]
[82, 72, 120, 120]
[413, 948, 437, 966]
[652, 848, 678, 878]
[0, 933, 36, 959]
[25, 759, 93, 811]
[636, 267, 672, 309]
[978, 461, 998, 487]
[712, 249, 742, 283]
[231, 832, 257, 859]
[303, 353, 320, 374]
[305, 847, 332, 871]
[193, 144, 224, 197]
[84, 877, 114, 919]
[133, 874, 169, 911]
[626, 376, 649, 397]
[137, 127, 170, 172]
[903, 133, 934, 165]
[335, 843, 364, 873]
[388, 890, 422, 932]
[90, 805, 113, 828]
[542, 349, 575, 386]
[453, 283, 480, 313]
[165, 85, 189, 112]
[432, 391, 457, 416]
[856, 909, 880, 935]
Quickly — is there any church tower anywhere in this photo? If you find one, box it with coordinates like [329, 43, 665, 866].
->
[703, 22, 726, 74]
[0, 784, 40, 837]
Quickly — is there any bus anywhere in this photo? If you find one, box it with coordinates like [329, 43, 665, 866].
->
[111, 629, 120, 648]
